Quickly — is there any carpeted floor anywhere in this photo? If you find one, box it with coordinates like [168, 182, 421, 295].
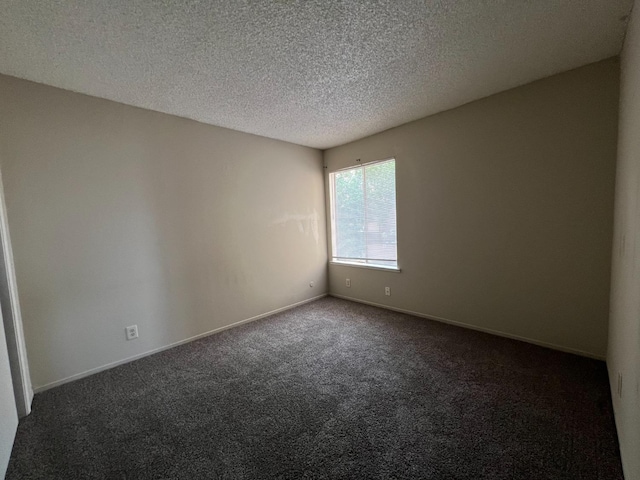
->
[7, 297, 622, 479]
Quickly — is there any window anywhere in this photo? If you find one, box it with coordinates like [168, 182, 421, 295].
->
[329, 158, 398, 269]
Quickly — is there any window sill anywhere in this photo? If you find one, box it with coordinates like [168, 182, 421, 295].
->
[329, 261, 401, 273]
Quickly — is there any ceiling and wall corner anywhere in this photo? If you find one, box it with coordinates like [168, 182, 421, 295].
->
[0, 0, 633, 149]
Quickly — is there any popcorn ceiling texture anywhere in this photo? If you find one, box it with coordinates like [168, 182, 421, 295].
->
[0, 0, 632, 149]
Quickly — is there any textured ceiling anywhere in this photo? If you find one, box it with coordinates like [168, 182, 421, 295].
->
[0, 0, 633, 149]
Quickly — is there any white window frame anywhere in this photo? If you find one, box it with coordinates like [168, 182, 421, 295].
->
[329, 158, 400, 272]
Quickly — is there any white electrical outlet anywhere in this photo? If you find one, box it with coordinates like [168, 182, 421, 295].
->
[617, 372, 623, 398]
[385, 287, 391, 296]
[346, 278, 351, 287]
[125, 325, 139, 341]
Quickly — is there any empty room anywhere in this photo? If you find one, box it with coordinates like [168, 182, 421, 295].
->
[1, 0, 639, 479]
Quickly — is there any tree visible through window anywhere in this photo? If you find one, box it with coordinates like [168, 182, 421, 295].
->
[330, 159, 397, 268]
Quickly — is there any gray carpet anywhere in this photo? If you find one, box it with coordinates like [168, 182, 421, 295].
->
[7, 297, 622, 479]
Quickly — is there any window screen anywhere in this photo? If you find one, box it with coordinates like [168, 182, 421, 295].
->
[330, 159, 397, 268]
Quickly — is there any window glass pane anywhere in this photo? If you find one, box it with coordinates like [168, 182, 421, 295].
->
[330, 159, 397, 268]
[364, 161, 397, 263]
[334, 168, 365, 260]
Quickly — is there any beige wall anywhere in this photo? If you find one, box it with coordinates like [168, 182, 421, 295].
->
[609, 2, 640, 478]
[325, 59, 619, 359]
[0, 75, 328, 390]
[0, 308, 18, 478]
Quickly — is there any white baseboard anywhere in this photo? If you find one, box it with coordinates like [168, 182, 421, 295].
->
[33, 293, 328, 393]
[330, 293, 605, 361]
[25, 387, 33, 416]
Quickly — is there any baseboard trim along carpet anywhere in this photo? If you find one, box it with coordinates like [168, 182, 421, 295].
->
[9, 296, 621, 479]
[33, 293, 328, 393]
[329, 293, 605, 361]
